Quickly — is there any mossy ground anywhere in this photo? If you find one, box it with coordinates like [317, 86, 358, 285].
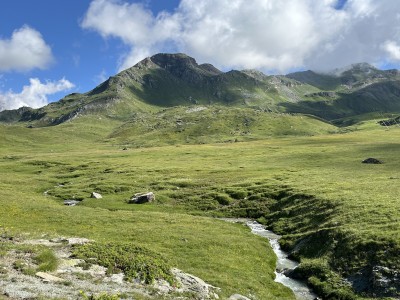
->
[0, 113, 399, 299]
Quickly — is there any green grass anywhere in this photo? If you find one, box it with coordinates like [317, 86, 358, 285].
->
[0, 116, 399, 299]
[107, 106, 336, 147]
[35, 248, 59, 272]
[73, 242, 175, 284]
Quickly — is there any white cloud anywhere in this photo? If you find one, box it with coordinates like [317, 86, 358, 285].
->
[177, 0, 347, 71]
[0, 25, 54, 72]
[0, 78, 75, 111]
[82, 0, 400, 72]
[382, 41, 400, 61]
[81, 0, 180, 71]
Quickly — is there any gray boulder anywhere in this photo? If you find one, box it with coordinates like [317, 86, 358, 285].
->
[362, 158, 383, 164]
[129, 192, 155, 204]
[171, 268, 220, 299]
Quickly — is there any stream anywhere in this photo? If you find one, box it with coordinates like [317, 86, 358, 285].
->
[246, 220, 318, 300]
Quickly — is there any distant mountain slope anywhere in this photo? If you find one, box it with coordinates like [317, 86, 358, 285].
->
[0, 54, 400, 127]
[284, 64, 400, 123]
[286, 63, 400, 91]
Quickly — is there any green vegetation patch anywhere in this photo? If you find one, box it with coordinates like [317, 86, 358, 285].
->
[73, 242, 176, 285]
[34, 248, 59, 272]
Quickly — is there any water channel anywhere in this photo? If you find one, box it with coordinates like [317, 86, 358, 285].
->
[246, 220, 317, 300]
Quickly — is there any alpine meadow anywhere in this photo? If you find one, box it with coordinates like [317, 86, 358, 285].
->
[0, 53, 399, 300]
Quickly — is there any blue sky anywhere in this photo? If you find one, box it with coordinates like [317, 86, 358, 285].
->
[0, 0, 180, 109]
[1, 0, 400, 111]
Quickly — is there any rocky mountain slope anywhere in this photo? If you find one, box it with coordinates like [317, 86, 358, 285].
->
[1, 53, 400, 127]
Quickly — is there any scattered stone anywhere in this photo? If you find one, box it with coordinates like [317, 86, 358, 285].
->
[228, 294, 251, 300]
[63, 200, 79, 206]
[128, 192, 155, 204]
[362, 158, 383, 164]
[172, 268, 220, 299]
[91, 192, 102, 199]
[36, 272, 64, 283]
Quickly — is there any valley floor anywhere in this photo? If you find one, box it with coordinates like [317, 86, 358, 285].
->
[0, 119, 399, 299]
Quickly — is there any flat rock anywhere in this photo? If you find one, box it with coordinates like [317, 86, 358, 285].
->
[24, 239, 61, 247]
[228, 294, 251, 300]
[36, 272, 64, 283]
[66, 237, 92, 245]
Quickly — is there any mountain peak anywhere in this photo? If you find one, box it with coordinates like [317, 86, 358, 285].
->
[330, 62, 378, 76]
[132, 53, 222, 78]
[151, 53, 197, 67]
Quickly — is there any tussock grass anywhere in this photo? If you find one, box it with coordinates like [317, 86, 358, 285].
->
[34, 248, 58, 272]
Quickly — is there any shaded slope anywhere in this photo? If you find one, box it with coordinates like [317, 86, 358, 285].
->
[281, 80, 400, 123]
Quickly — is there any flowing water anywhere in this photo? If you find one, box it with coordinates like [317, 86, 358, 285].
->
[246, 220, 317, 300]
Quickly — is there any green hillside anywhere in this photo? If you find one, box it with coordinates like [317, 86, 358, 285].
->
[107, 106, 336, 147]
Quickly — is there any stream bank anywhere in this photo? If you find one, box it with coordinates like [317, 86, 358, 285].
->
[246, 220, 317, 300]
[220, 218, 317, 300]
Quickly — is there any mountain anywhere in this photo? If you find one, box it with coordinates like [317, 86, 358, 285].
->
[283, 63, 400, 123]
[1, 54, 400, 127]
[0, 53, 283, 126]
[286, 62, 400, 90]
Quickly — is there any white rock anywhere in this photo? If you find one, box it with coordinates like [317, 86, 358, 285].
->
[36, 272, 64, 283]
[91, 192, 102, 199]
[66, 237, 91, 245]
[228, 294, 251, 300]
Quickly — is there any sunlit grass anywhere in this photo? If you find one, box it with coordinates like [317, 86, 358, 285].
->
[0, 117, 399, 299]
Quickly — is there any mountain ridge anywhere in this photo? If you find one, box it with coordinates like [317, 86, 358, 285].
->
[1, 53, 400, 126]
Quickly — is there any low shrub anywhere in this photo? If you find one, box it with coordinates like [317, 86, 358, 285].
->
[34, 248, 59, 272]
[214, 193, 232, 206]
[73, 242, 176, 285]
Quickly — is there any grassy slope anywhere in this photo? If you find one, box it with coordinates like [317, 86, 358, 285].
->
[0, 118, 293, 299]
[0, 115, 399, 299]
[107, 106, 336, 147]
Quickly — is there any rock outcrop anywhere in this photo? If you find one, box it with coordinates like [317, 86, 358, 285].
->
[128, 192, 155, 204]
